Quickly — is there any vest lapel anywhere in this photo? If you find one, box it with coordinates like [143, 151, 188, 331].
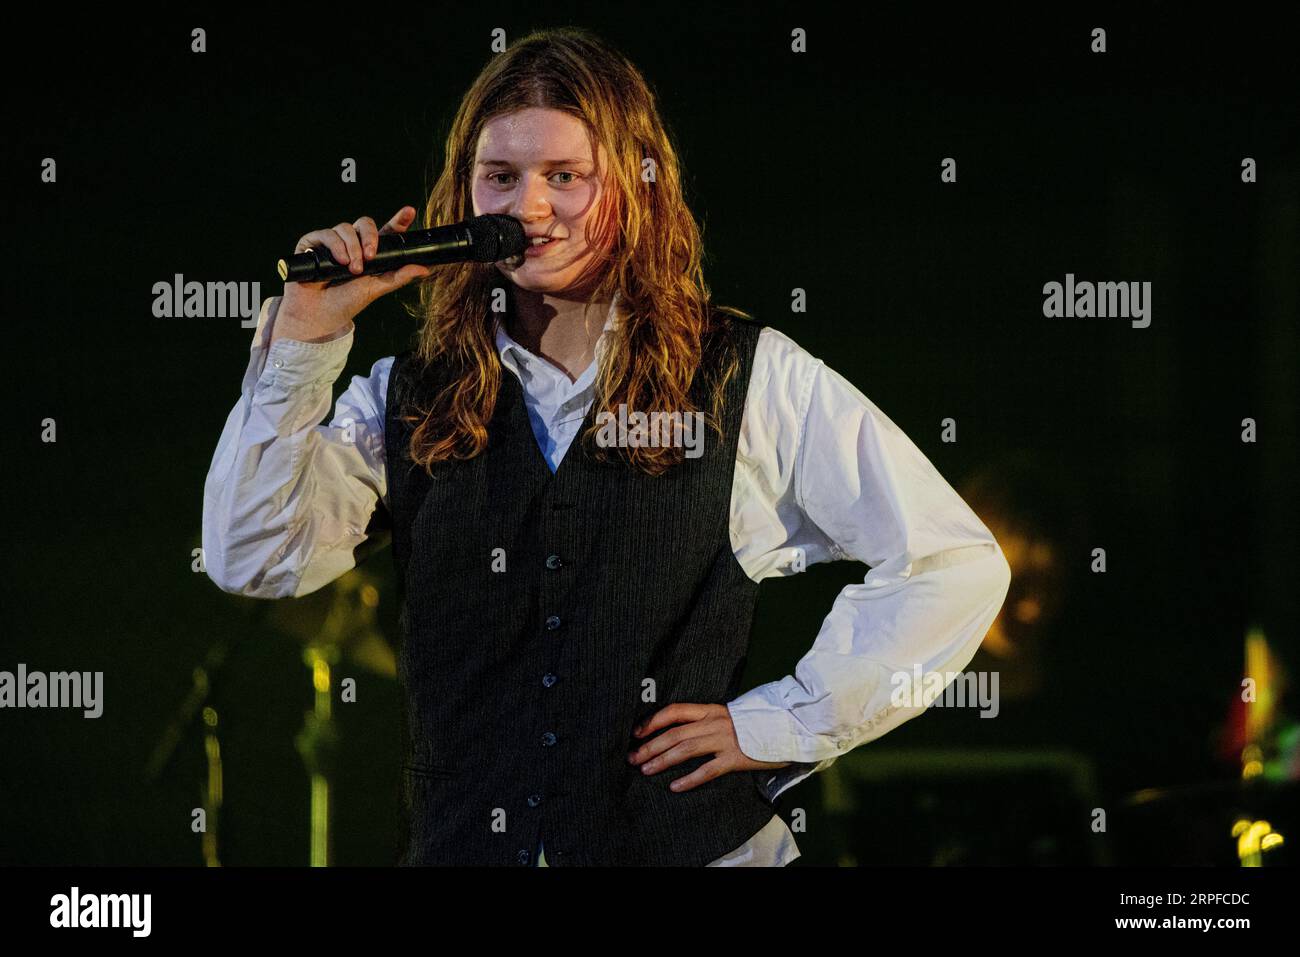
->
[496, 360, 607, 482]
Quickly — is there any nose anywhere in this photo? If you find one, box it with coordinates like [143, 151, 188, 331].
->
[510, 171, 553, 224]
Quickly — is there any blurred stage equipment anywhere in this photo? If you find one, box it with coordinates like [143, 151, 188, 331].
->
[1118, 625, 1296, 865]
[144, 603, 272, 866]
[814, 749, 1105, 866]
[1120, 778, 1292, 866]
[149, 530, 396, 865]
[282, 561, 393, 866]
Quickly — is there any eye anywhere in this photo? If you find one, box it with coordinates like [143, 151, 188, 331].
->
[483, 170, 582, 187]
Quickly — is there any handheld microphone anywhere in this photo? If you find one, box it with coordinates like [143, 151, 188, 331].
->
[276, 214, 527, 283]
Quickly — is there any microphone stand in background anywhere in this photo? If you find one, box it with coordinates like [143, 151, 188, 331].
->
[147, 529, 395, 867]
[144, 602, 271, 867]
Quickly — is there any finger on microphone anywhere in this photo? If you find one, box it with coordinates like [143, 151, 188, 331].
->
[334, 222, 364, 274]
[379, 206, 418, 236]
[299, 229, 350, 264]
[355, 216, 379, 257]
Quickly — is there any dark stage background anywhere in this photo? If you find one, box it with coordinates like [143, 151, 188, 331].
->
[3, 5, 1297, 866]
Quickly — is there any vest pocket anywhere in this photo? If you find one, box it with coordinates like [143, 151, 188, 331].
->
[401, 763, 456, 864]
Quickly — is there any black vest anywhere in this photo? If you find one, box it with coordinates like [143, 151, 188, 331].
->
[381, 310, 777, 865]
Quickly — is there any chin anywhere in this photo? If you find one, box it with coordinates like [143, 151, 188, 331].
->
[504, 269, 574, 293]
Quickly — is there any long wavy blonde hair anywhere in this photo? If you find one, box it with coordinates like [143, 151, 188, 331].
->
[402, 26, 751, 477]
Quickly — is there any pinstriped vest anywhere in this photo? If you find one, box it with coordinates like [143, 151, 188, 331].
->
[382, 310, 776, 865]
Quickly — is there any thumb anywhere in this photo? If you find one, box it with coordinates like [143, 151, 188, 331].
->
[387, 263, 433, 289]
[356, 263, 433, 304]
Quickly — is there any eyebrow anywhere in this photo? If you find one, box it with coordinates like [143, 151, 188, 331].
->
[476, 158, 593, 167]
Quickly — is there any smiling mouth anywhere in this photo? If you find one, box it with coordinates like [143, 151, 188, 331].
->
[523, 237, 564, 258]
[501, 237, 563, 267]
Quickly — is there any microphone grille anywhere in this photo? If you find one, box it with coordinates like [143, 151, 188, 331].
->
[466, 214, 527, 262]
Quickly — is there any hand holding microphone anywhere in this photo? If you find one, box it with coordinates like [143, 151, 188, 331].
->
[271, 208, 526, 345]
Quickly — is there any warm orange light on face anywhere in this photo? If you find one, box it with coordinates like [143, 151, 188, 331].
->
[471, 107, 614, 297]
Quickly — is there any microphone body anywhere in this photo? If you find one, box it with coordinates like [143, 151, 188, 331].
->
[277, 214, 527, 283]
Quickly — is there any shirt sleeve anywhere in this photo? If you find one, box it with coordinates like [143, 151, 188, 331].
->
[201, 294, 392, 598]
[726, 328, 1012, 803]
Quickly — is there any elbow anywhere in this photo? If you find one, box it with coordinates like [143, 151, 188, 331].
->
[202, 558, 270, 598]
[204, 564, 292, 600]
[983, 541, 1014, 613]
[991, 541, 1013, 595]
[199, 533, 294, 599]
[201, 489, 301, 598]
[203, 563, 252, 597]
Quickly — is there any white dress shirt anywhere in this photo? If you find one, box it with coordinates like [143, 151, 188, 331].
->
[202, 291, 1012, 867]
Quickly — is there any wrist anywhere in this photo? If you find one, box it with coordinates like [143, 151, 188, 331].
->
[271, 307, 353, 344]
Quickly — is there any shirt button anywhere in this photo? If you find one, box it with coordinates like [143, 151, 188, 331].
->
[542, 673, 558, 688]
[541, 731, 557, 747]
[545, 615, 561, 631]
[545, 554, 563, 570]
[527, 793, 542, 808]
[516, 849, 531, 865]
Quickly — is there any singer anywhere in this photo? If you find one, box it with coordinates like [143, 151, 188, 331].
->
[202, 26, 1012, 866]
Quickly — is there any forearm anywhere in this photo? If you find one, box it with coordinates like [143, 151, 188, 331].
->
[202, 296, 382, 597]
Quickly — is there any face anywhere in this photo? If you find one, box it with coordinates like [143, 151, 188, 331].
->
[471, 107, 615, 295]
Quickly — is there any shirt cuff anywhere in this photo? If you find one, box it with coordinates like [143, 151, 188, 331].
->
[728, 692, 851, 763]
[727, 696, 848, 801]
[244, 296, 355, 394]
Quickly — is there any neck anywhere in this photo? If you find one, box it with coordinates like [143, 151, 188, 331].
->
[507, 287, 612, 383]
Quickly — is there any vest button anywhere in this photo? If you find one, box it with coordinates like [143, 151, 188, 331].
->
[527, 793, 542, 807]
[516, 849, 531, 865]
[541, 731, 557, 746]
[542, 673, 558, 688]
[545, 615, 562, 631]
[545, 554, 563, 570]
